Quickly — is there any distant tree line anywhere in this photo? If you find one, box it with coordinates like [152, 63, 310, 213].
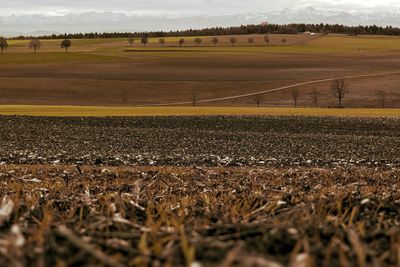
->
[10, 23, 400, 40]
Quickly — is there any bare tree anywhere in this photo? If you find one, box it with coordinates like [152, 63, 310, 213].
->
[29, 38, 41, 53]
[311, 88, 321, 107]
[192, 88, 197, 107]
[331, 79, 349, 107]
[376, 90, 387, 108]
[230, 37, 237, 47]
[0, 37, 8, 55]
[264, 35, 270, 45]
[281, 38, 287, 45]
[178, 39, 185, 47]
[253, 94, 264, 107]
[120, 89, 129, 104]
[248, 37, 255, 45]
[159, 38, 166, 47]
[128, 37, 135, 46]
[264, 35, 270, 46]
[141, 37, 149, 46]
[291, 88, 300, 108]
[212, 37, 219, 47]
[194, 38, 202, 47]
[61, 39, 72, 54]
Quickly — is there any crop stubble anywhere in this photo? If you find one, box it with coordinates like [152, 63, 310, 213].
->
[0, 115, 400, 266]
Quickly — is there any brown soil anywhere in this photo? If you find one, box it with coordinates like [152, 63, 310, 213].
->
[1, 52, 400, 107]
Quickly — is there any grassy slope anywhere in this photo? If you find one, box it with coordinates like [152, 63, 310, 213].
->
[0, 105, 399, 117]
[2, 34, 400, 64]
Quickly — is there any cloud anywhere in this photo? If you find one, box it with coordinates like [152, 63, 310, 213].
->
[0, 0, 397, 16]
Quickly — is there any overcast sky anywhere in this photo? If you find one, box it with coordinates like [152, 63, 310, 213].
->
[0, 0, 398, 16]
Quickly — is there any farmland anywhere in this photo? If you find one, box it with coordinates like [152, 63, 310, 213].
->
[0, 115, 400, 266]
[0, 115, 399, 167]
[1, 32, 400, 267]
[1, 34, 400, 108]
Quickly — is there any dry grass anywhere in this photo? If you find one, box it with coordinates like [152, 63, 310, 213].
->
[1, 164, 399, 266]
[0, 105, 399, 117]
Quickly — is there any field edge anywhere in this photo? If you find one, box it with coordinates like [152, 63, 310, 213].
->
[0, 105, 400, 117]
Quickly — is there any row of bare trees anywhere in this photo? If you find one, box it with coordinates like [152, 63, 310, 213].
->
[190, 78, 393, 108]
[286, 79, 349, 108]
[252, 79, 392, 108]
[0, 38, 72, 55]
[251, 79, 349, 108]
[190, 79, 350, 108]
[128, 35, 288, 47]
[289, 79, 348, 108]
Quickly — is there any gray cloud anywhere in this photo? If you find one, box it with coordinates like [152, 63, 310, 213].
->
[1, 1, 399, 35]
[0, 0, 397, 16]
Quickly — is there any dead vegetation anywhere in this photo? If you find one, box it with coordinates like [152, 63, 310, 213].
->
[0, 115, 399, 266]
[0, 164, 399, 266]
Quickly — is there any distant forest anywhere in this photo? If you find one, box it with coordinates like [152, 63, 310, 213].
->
[13, 23, 400, 39]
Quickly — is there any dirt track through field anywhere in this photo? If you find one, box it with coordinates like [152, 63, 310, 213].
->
[153, 70, 400, 106]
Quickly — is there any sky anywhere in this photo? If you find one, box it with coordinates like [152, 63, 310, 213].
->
[0, 0, 398, 16]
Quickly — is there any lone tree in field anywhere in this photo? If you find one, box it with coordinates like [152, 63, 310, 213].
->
[194, 38, 202, 47]
[61, 39, 72, 54]
[120, 88, 129, 104]
[281, 38, 287, 45]
[311, 88, 321, 107]
[331, 79, 349, 107]
[192, 88, 197, 107]
[291, 88, 300, 108]
[264, 35, 270, 46]
[128, 37, 135, 46]
[376, 90, 387, 108]
[29, 38, 41, 53]
[230, 37, 237, 46]
[253, 94, 264, 107]
[159, 38, 166, 47]
[0, 37, 8, 55]
[141, 37, 149, 46]
[178, 38, 185, 47]
[248, 37, 255, 45]
[212, 37, 219, 47]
